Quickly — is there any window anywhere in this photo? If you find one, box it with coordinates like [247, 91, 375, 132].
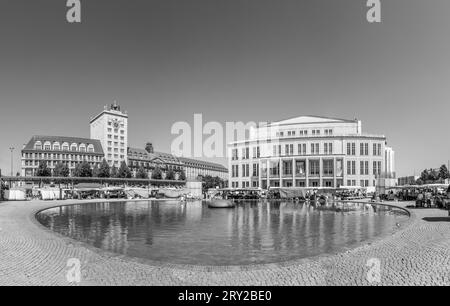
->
[347, 160, 356, 175]
[324, 143, 333, 155]
[311, 143, 319, 155]
[285, 144, 294, 156]
[270, 161, 280, 176]
[282, 160, 292, 175]
[295, 160, 306, 175]
[360, 143, 369, 155]
[309, 160, 320, 176]
[323, 160, 334, 176]
[252, 164, 259, 176]
[232, 149, 238, 160]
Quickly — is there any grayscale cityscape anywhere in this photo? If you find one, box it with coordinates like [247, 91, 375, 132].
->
[0, 0, 449, 290]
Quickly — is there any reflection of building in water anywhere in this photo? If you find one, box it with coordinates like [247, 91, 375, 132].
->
[184, 202, 203, 222]
[101, 216, 129, 255]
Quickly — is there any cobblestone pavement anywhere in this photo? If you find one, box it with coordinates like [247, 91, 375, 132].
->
[0, 199, 449, 286]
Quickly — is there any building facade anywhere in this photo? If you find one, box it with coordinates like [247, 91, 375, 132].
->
[228, 116, 395, 189]
[128, 144, 228, 181]
[398, 176, 419, 186]
[20, 102, 228, 181]
[90, 102, 128, 167]
[21, 136, 104, 177]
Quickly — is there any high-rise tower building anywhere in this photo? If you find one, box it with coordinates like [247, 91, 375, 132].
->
[90, 102, 128, 167]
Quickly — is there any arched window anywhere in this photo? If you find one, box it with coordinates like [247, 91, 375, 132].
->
[44, 141, 51, 151]
[87, 144, 94, 153]
[53, 142, 60, 151]
[62, 142, 69, 151]
[34, 141, 42, 150]
[70, 143, 78, 151]
[79, 144, 86, 152]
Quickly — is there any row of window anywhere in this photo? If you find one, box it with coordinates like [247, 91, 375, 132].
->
[347, 180, 374, 187]
[33, 141, 95, 153]
[275, 129, 334, 138]
[107, 134, 125, 141]
[23, 153, 101, 161]
[231, 178, 345, 189]
[346, 161, 382, 176]
[107, 128, 125, 134]
[347, 143, 382, 156]
[107, 141, 125, 147]
[23, 160, 100, 167]
[233, 160, 343, 178]
[231, 179, 377, 189]
[233, 141, 383, 160]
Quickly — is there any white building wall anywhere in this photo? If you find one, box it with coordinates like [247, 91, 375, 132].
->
[228, 117, 392, 190]
[90, 106, 128, 167]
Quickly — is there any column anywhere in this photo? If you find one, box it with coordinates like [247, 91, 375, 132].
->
[333, 157, 337, 188]
[292, 157, 295, 187]
[278, 157, 282, 187]
[305, 158, 309, 187]
[319, 158, 323, 187]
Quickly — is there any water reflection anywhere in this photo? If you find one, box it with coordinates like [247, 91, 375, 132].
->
[37, 200, 408, 265]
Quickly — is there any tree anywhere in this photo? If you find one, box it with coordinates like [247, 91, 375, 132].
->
[118, 161, 132, 178]
[201, 175, 225, 190]
[98, 159, 110, 178]
[92, 164, 100, 177]
[53, 162, 70, 177]
[110, 165, 118, 178]
[36, 161, 51, 177]
[74, 161, 92, 177]
[151, 166, 162, 180]
[165, 169, 175, 180]
[178, 169, 186, 181]
[145, 142, 154, 153]
[419, 169, 429, 182]
[439, 164, 449, 180]
[135, 166, 149, 179]
[428, 168, 439, 181]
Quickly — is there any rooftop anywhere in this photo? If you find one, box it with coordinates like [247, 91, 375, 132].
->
[128, 147, 227, 171]
[22, 135, 104, 154]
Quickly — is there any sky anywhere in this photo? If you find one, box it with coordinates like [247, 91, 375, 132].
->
[0, 0, 449, 177]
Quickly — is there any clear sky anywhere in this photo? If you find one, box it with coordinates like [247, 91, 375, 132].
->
[0, 0, 449, 177]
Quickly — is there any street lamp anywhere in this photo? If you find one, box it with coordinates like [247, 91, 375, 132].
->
[9, 147, 14, 177]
